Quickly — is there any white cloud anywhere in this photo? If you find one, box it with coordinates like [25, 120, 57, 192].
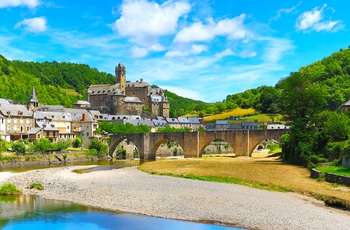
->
[260, 37, 294, 63]
[15, 17, 47, 33]
[165, 44, 207, 57]
[0, 0, 40, 8]
[296, 4, 343, 32]
[214, 49, 234, 59]
[239, 50, 257, 58]
[131, 46, 149, 58]
[174, 14, 250, 43]
[114, 0, 190, 46]
[271, 1, 302, 21]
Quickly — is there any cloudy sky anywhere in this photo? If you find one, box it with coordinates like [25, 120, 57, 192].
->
[0, 0, 349, 102]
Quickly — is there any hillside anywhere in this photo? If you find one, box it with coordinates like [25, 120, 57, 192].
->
[0, 55, 115, 107]
[0, 55, 207, 115]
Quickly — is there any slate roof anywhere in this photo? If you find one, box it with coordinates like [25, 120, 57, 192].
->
[29, 87, 38, 103]
[0, 104, 32, 117]
[0, 98, 10, 104]
[188, 117, 200, 124]
[166, 118, 179, 124]
[177, 117, 190, 123]
[75, 100, 90, 105]
[35, 111, 72, 121]
[28, 127, 42, 134]
[342, 100, 350, 106]
[126, 81, 149, 88]
[215, 120, 229, 125]
[153, 119, 168, 126]
[88, 84, 124, 95]
[124, 97, 142, 103]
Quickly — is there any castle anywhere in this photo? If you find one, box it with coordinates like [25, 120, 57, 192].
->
[87, 63, 169, 117]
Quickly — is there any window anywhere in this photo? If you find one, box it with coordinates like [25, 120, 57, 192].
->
[67, 126, 70, 129]
[87, 132, 89, 137]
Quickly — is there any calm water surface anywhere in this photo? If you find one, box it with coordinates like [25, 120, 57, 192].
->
[0, 196, 241, 230]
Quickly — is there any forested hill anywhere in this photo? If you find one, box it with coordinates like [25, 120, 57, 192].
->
[224, 47, 350, 113]
[0, 55, 115, 107]
[0, 55, 208, 115]
[164, 90, 208, 117]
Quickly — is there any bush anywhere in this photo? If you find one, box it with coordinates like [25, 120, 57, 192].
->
[0, 183, 21, 195]
[89, 139, 108, 157]
[116, 147, 126, 159]
[12, 142, 26, 154]
[73, 136, 82, 148]
[29, 183, 44, 190]
[52, 141, 69, 151]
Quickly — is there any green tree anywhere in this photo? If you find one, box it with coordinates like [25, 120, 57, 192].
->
[278, 72, 326, 165]
[34, 138, 52, 154]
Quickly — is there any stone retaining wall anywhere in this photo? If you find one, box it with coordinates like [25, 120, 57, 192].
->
[325, 172, 350, 187]
[310, 168, 324, 178]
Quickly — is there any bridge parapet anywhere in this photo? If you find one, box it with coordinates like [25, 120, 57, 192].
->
[108, 129, 288, 160]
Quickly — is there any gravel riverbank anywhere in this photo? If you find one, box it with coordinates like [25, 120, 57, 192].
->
[3, 166, 350, 229]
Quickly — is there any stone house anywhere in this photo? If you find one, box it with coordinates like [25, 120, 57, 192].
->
[0, 103, 34, 140]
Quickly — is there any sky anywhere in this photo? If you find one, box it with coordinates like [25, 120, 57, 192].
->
[0, 0, 349, 102]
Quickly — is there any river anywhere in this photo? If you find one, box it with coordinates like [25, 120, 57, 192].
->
[0, 161, 242, 229]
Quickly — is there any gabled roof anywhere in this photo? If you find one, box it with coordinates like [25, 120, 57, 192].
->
[166, 118, 179, 123]
[0, 98, 10, 105]
[188, 117, 200, 124]
[0, 104, 32, 117]
[341, 100, 350, 107]
[215, 120, 229, 125]
[88, 84, 123, 95]
[28, 127, 42, 134]
[177, 117, 190, 123]
[153, 119, 168, 126]
[75, 100, 90, 105]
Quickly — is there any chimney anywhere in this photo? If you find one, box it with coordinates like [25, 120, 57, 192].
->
[82, 113, 86, 121]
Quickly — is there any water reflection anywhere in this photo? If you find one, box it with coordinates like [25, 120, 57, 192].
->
[0, 196, 240, 230]
[0, 159, 142, 173]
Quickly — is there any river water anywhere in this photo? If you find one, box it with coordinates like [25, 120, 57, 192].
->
[0, 161, 242, 229]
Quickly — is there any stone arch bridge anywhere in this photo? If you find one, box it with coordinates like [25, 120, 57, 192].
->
[109, 130, 288, 160]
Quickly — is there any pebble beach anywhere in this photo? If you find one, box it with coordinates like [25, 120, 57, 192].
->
[2, 166, 350, 230]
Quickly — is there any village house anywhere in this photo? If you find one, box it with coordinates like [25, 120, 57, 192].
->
[0, 100, 34, 141]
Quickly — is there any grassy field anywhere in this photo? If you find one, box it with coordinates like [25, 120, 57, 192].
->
[203, 108, 282, 123]
[62, 89, 81, 96]
[139, 155, 350, 209]
[316, 165, 350, 177]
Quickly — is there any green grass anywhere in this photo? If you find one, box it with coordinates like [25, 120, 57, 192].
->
[316, 166, 350, 177]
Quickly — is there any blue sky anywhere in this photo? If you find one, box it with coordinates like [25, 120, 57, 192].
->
[0, 0, 349, 102]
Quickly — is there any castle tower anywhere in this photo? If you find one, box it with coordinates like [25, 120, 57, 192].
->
[27, 87, 39, 111]
[115, 62, 126, 93]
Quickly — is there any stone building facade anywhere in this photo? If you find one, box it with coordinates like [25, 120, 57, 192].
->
[87, 63, 169, 117]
